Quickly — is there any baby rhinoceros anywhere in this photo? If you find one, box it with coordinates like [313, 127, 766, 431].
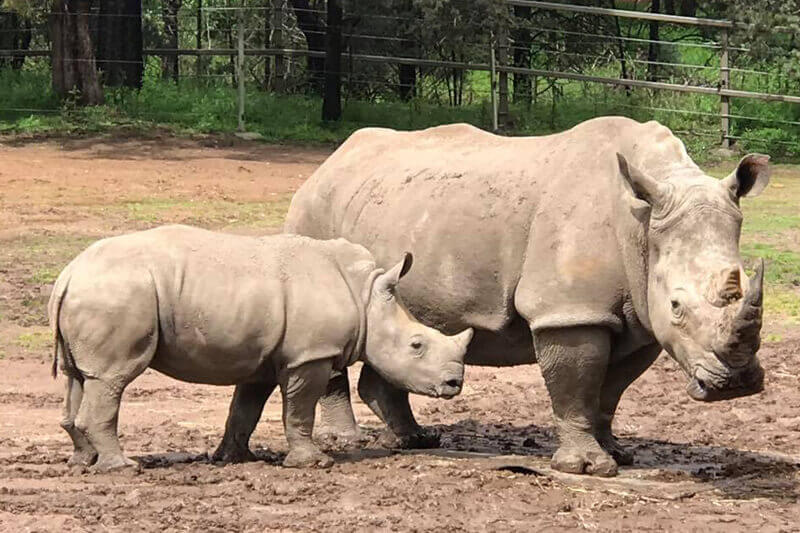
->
[49, 225, 473, 472]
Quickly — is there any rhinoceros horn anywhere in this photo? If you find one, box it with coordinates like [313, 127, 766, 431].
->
[713, 258, 764, 368]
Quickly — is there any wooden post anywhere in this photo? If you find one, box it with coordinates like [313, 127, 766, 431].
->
[490, 38, 498, 132]
[720, 28, 730, 148]
[237, 8, 245, 132]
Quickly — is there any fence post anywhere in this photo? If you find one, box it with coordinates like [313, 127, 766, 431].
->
[237, 8, 245, 132]
[720, 28, 730, 148]
[490, 38, 498, 132]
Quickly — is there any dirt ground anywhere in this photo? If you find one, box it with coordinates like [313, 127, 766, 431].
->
[1, 134, 799, 532]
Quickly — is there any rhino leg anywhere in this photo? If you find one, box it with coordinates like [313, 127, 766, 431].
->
[281, 359, 335, 468]
[357, 364, 440, 449]
[74, 378, 137, 472]
[60, 375, 98, 467]
[534, 326, 618, 477]
[314, 369, 361, 445]
[596, 344, 661, 466]
[213, 381, 277, 463]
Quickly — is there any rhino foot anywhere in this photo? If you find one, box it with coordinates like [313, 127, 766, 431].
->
[283, 447, 334, 469]
[315, 430, 366, 452]
[211, 442, 257, 464]
[551, 447, 617, 477]
[67, 449, 98, 467]
[88, 455, 138, 473]
[598, 435, 634, 466]
[377, 426, 441, 449]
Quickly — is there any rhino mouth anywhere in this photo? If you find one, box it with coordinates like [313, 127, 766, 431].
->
[434, 378, 464, 399]
[686, 363, 764, 402]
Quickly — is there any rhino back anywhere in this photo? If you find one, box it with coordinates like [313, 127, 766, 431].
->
[61, 226, 362, 384]
[286, 119, 680, 362]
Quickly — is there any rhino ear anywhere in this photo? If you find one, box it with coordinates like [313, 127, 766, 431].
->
[722, 153, 770, 198]
[616, 153, 670, 210]
[374, 253, 413, 299]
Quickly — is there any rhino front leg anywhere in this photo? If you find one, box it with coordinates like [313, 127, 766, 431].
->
[357, 364, 440, 449]
[596, 343, 661, 466]
[315, 369, 361, 444]
[281, 359, 335, 468]
[213, 381, 276, 463]
[534, 326, 617, 477]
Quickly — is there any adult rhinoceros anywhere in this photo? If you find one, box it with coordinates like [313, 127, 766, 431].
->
[223, 117, 769, 476]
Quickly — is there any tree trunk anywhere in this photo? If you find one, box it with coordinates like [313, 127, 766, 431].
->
[512, 5, 532, 108]
[272, 0, 285, 92]
[162, 0, 181, 81]
[322, 0, 342, 121]
[664, 0, 675, 14]
[97, 0, 143, 88]
[678, 0, 697, 17]
[0, 3, 31, 70]
[51, 0, 104, 105]
[396, 0, 415, 101]
[608, 0, 631, 96]
[290, 0, 325, 94]
[648, 0, 660, 81]
[196, 0, 206, 77]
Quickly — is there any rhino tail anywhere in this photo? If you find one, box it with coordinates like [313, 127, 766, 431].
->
[49, 263, 74, 379]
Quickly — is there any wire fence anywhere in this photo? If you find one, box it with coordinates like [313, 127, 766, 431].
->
[1, 1, 799, 154]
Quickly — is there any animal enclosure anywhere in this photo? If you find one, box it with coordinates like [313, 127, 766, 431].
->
[0, 135, 799, 530]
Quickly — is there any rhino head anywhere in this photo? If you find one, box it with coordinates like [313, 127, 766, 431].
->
[363, 253, 473, 399]
[618, 153, 770, 402]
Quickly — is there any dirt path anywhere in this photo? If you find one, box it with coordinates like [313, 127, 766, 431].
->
[1, 136, 799, 531]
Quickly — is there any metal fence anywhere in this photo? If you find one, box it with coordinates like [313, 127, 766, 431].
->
[1, 1, 799, 152]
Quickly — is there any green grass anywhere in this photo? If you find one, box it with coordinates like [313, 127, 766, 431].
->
[109, 196, 292, 228]
[26, 266, 61, 285]
[3, 66, 795, 162]
[15, 330, 51, 351]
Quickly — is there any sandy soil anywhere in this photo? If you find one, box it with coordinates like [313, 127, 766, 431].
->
[1, 135, 799, 532]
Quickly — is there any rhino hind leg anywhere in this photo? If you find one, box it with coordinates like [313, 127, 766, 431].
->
[74, 378, 138, 472]
[281, 359, 336, 468]
[213, 381, 277, 463]
[534, 326, 618, 477]
[596, 343, 662, 466]
[60, 375, 98, 467]
[357, 364, 440, 449]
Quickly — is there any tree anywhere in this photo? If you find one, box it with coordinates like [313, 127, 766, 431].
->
[290, 0, 326, 94]
[51, 0, 104, 105]
[97, 0, 143, 88]
[0, 1, 32, 70]
[512, 5, 533, 107]
[322, 0, 342, 120]
[648, 0, 660, 81]
[162, 0, 182, 81]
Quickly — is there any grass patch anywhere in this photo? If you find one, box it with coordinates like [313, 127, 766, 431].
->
[109, 195, 291, 229]
[26, 266, 61, 285]
[15, 330, 51, 351]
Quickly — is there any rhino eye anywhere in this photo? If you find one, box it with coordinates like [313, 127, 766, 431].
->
[411, 341, 423, 350]
[670, 299, 684, 318]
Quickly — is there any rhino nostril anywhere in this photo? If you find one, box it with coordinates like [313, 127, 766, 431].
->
[696, 379, 707, 392]
[445, 378, 462, 389]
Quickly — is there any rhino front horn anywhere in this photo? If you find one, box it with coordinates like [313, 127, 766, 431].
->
[747, 257, 764, 307]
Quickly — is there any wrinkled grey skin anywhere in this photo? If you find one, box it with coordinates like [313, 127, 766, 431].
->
[221, 117, 770, 476]
[48, 225, 472, 471]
